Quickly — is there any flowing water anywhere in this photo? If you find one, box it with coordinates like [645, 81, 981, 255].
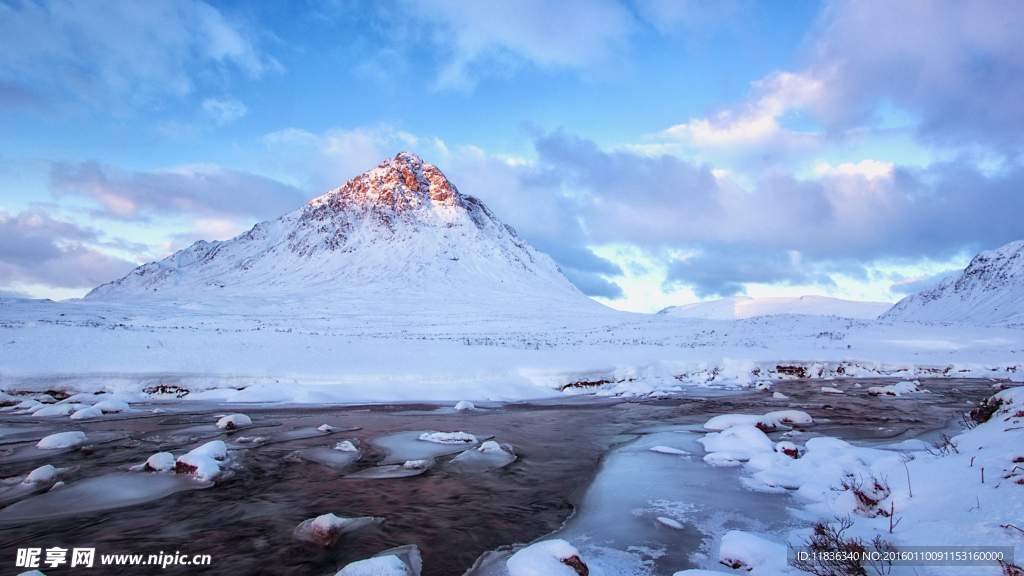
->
[0, 378, 1000, 575]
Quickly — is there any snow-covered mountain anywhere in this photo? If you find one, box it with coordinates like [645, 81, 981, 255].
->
[883, 239, 1024, 326]
[87, 152, 592, 312]
[658, 295, 892, 320]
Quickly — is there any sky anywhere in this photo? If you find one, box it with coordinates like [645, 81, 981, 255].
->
[1, 0, 1023, 312]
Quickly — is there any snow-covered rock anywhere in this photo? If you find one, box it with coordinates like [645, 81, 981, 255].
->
[93, 399, 130, 413]
[216, 414, 251, 429]
[333, 440, 359, 452]
[175, 441, 228, 481]
[32, 404, 76, 417]
[37, 431, 88, 449]
[336, 556, 412, 576]
[454, 400, 475, 411]
[867, 380, 919, 396]
[718, 531, 788, 572]
[506, 539, 589, 576]
[883, 238, 1024, 325]
[293, 513, 383, 546]
[335, 545, 421, 576]
[70, 406, 104, 419]
[145, 452, 177, 472]
[698, 424, 775, 466]
[23, 465, 56, 484]
[417, 431, 477, 444]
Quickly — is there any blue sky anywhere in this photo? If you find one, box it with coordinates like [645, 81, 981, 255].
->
[2, 0, 1023, 311]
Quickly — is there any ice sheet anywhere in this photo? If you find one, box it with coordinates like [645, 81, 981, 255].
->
[0, 472, 212, 523]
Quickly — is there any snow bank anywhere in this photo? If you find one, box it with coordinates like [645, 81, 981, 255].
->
[417, 431, 477, 444]
[36, 431, 87, 449]
[506, 540, 589, 576]
[216, 413, 251, 429]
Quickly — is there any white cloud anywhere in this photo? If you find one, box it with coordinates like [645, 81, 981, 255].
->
[657, 72, 825, 149]
[0, 0, 278, 111]
[396, 0, 636, 90]
[202, 97, 248, 124]
[814, 159, 893, 180]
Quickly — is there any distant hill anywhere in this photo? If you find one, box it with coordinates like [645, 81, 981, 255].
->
[658, 295, 892, 320]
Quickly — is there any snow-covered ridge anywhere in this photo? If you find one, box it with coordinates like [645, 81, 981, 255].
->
[883, 239, 1024, 326]
[85, 152, 584, 305]
[659, 295, 892, 320]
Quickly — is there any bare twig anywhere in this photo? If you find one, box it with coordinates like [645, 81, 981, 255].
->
[1002, 524, 1024, 535]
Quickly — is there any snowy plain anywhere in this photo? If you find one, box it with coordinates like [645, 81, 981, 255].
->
[4, 153, 1024, 575]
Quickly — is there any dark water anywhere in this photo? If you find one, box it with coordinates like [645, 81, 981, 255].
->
[0, 378, 1002, 575]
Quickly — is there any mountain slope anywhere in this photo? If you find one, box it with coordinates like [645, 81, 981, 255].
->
[658, 295, 892, 320]
[86, 152, 590, 311]
[883, 239, 1024, 325]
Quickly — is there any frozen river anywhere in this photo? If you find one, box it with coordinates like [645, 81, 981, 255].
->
[0, 378, 997, 575]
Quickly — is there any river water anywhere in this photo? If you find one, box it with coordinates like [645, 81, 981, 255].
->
[0, 378, 999, 575]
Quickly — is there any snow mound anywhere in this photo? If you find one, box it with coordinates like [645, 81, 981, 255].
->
[70, 406, 103, 420]
[883, 238, 1024, 326]
[294, 513, 383, 546]
[216, 414, 252, 429]
[718, 531, 787, 571]
[867, 380, 919, 396]
[32, 404, 76, 417]
[454, 401, 475, 411]
[698, 424, 775, 466]
[175, 441, 228, 481]
[334, 440, 359, 452]
[417, 431, 477, 444]
[23, 465, 56, 484]
[764, 410, 812, 426]
[93, 399, 130, 413]
[145, 452, 176, 472]
[506, 539, 589, 576]
[37, 431, 88, 449]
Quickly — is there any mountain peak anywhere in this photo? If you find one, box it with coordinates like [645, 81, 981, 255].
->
[85, 153, 587, 306]
[308, 152, 462, 216]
